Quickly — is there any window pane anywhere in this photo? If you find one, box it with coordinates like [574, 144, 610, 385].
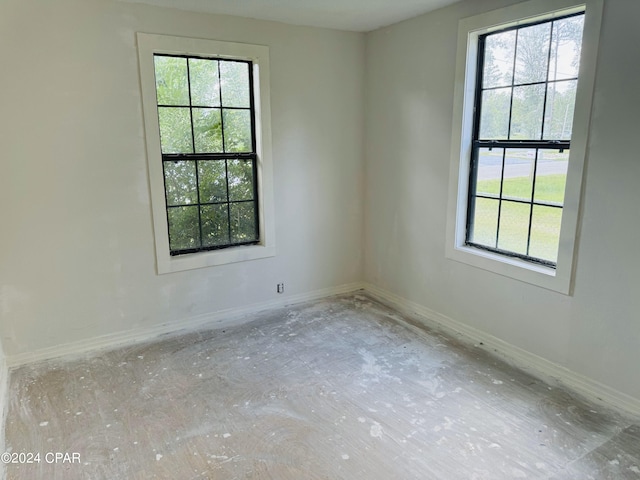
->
[154, 56, 189, 105]
[198, 160, 228, 203]
[529, 205, 562, 262]
[514, 22, 551, 85]
[193, 108, 223, 153]
[497, 201, 530, 255]
[479, 87, 511, 139]
[548, 16, 584, 81]
[168, 206, 200, 251]
[228, 160, 254, 201]
[164, 161, 197, 206]
[464, 14, 585, 268]
[476, 148, 503, 196]
[220, 61, 250, 108]
[534, 150, 569, 204]
[158, 107, 193, 154]
[230, 202, 257, 243]
[543, 80, 577, 140]
[201, 204, 230, 247]
[189, 58, 220, 107]
[510, 84, 545, 140]
[470, 197, 499, 248]
[223, 109, 252, 152]
[502, 149, 534, 201]
[483, 30, 516, 89]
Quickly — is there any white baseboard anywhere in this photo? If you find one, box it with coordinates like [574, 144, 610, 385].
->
[7, 280, 638, 419]
[363, 282, 640, 418]
[6, 282, 365, 368]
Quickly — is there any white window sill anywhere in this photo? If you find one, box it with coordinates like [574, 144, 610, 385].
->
[157, 243, 276, 274]
[446, 243, 570, 293]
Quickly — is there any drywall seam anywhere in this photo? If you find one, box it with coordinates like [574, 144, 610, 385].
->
[363, 283, 640, 418]
[6, 282, 365, 368]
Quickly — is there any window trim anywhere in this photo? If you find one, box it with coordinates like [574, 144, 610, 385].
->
[445, 0, 603, 294]
[137, 33, 275, 274]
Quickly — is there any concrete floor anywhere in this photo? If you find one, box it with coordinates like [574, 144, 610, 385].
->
[4, 294, 640, 479]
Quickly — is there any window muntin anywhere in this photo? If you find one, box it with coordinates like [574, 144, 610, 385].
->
[466, 13, 584, 267]
[153, 54, 259, 255]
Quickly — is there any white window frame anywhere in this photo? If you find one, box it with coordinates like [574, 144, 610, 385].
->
[445, 0, 603, 294]
[137, 33, 276, 274]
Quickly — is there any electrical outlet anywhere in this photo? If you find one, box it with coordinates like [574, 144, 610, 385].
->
[277, 283, 284, 294]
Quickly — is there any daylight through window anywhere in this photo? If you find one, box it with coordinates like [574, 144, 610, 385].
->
[466, 13, 584, 267]
[154, 55, 259, 255]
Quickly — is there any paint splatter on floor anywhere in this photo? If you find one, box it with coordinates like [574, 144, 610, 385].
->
[5, 294, 640, 479]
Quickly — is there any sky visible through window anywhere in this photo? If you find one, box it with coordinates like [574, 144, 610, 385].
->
[467, 14, 584, 265]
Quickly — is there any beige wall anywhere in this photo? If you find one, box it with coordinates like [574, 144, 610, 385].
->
[0, 0, 365, 357]
[364, 0, 640, 402]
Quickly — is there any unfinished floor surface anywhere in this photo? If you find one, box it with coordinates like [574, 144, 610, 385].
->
[4, 294, 640, 479]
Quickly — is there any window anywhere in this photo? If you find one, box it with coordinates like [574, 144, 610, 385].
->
[138, 34, 275, 274]
[446, 0, 603, 293]
[155, 55, 259, 255]
[467, 13, 584, 268]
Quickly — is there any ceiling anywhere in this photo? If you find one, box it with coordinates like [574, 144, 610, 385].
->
[117, 0, 463, 32]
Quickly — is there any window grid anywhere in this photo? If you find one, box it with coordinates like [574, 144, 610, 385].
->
[465, 12, 584, 268]
[161, 156, 259, 255]
[153, 54, 260, 256]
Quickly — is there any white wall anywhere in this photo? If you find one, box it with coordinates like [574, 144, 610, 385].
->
[2, 0, 639, 410]
[365, 0, 640, 402]
[0, 0, 365, 358]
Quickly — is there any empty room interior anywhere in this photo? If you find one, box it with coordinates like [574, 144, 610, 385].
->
[1, 0, 639, 478]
